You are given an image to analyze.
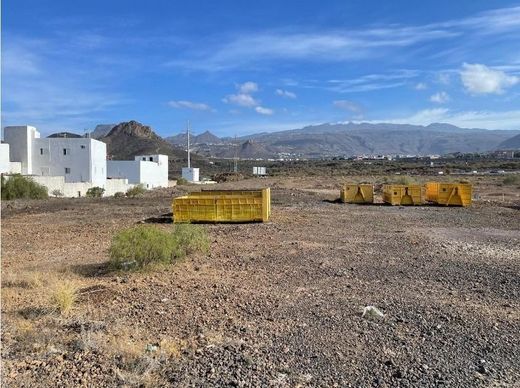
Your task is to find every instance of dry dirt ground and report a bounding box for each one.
[1,176,519,387]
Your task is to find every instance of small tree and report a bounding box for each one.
[51,189,64,198]
[86,186,105,198]
[113,191,125,198]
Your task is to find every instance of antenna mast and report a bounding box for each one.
[187,120,191,169]
[233,134,238,172]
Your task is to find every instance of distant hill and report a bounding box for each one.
[166,130,223,146]
[498,133,520,150]
[48,132,82,138]
[90,124,116,139]
[101,120,187,160]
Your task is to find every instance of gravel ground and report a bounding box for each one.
[1,177,519,387]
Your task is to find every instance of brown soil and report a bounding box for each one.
[1,175,519,387]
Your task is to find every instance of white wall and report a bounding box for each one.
[105,178,131,196]
[32,138,107,185]
[0,144,11,173]
[182,167,199,182]
[3,126,39,174]
[108,154,168,188]
[32,175,132,197]
[135,154,168,188]
[107,160,141,183]
[9,162,22,174]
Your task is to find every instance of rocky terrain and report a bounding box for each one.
[1,175,519,387]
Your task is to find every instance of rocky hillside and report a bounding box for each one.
[498,133,520,150]
[101,120,179,160]
[90,124,116,139]
[99,121,217,177]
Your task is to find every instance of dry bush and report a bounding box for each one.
[49,280,79,316]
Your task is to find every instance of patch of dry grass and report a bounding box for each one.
[49,280,79,316]
[2,271,44,289]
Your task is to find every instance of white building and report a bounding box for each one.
[1,125,169,196]
[32,137,107,187]
[107,154,168,189]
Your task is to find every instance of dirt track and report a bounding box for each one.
[1,177,520,387]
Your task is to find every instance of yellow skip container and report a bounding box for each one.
[383,185,424,206]
[173,188,271,223]
[340,184,374,204]
[425,182,472,206]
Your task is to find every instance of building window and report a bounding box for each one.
[142,157,146,161]
[149,157,153,161]
[63,148,68,155]
[40,148,44,155]
[65,167,71,174]
[81,145,86,149]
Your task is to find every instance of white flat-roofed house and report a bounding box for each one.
[32,137,107,187]
[107,154,168,189]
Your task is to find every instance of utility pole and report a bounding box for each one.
[233,134,238,173]
[187,120,191,169]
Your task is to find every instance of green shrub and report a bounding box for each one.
[1,174,48,200]
[126,184,146,198]
[171,224,210,259]
[176,177,188,185]
[503,175,520,186]
[86,186,105,198]
[109,224,209,271]
[113,191,126,198]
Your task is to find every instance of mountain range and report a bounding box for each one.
[84,121,520,163]
[165,122,520,159]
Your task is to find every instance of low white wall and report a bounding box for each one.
[31,175,132,197]
[32,176,92,197]
[105,178,131,196]
[0,144,11,173]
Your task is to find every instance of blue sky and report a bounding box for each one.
[2,1,520,137]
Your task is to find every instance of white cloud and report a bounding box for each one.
[168,100,214,111]
[255,106,274,115]
[167,7,520,72]
[415,82,427,90]
[238,81,258,94]
[429,91,450,104]
[223,81,261,107]
[369,108,520,130]
[326,70,419,93]
[460,63,519,94]
[1,38,125,133]
[275,89,297,99]
[333,100,362,113]
[223,93,258,107]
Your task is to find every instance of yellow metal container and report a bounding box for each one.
[425,182,472,206]
[383,185,424,206]
[173,188,271,223]
[340,184,374,204]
